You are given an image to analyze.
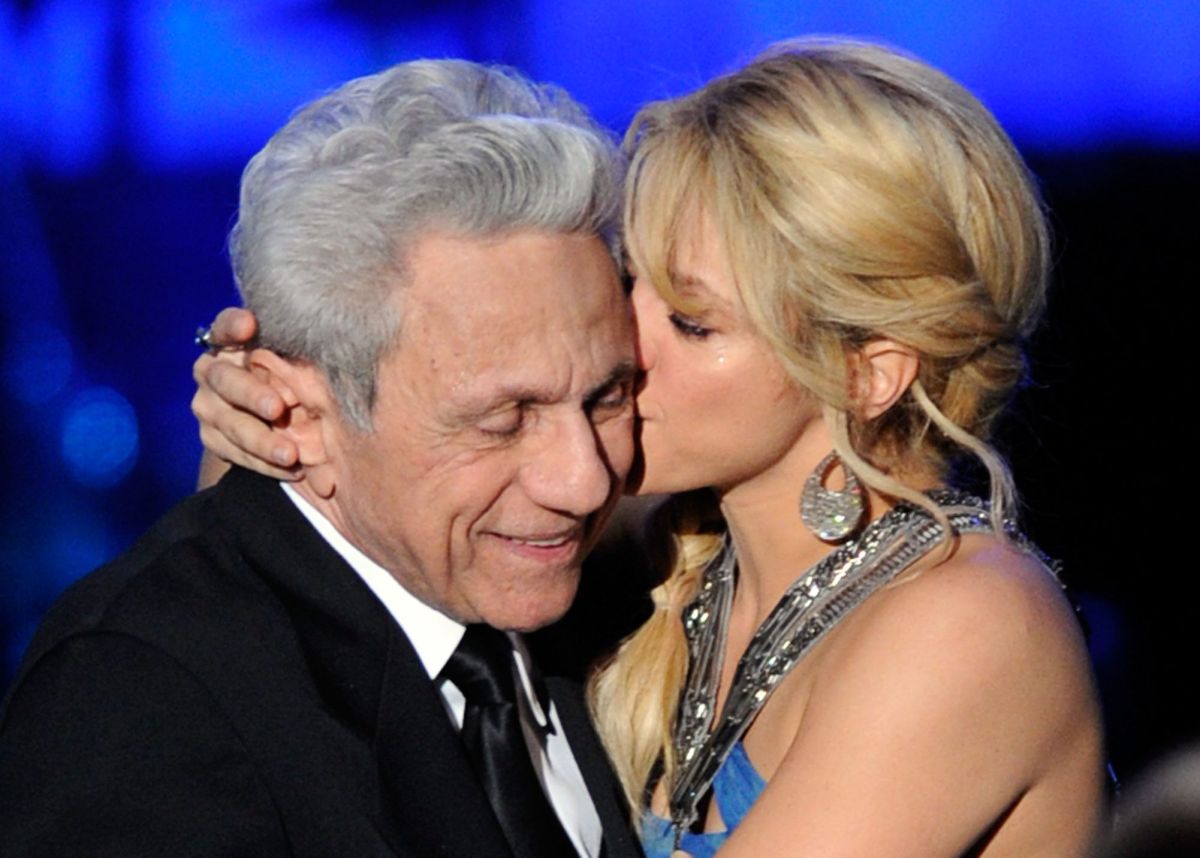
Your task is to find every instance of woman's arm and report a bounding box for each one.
[192,308,300,488]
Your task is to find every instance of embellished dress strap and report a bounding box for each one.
[665,490,1053,848]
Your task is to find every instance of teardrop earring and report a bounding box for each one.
[800,452,865,542]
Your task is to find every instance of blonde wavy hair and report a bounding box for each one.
[588,38,1051,813]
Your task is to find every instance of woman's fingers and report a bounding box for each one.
[198,418,299,481]
[199,353,284,422]
[208,307,258,348]
[192,352,299,475]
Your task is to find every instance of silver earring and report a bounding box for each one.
[800,452,865,542]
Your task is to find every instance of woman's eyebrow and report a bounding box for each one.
[666,269,733,311]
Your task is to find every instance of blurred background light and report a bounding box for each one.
[2,326,74,405]
[6,0,114,174]
[0,0,1195,176]
[3,323,74,405]
[60,386,140,488]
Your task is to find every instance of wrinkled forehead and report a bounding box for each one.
[392,228,631,392]
[403,227,621,298]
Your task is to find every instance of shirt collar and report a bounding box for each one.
[279,483,551,726]
[280,482,462,678]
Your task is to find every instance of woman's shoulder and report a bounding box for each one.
[921,532,1079,651]
[845,530,1086,679]
[910,529,1069,618]
[813,527,1098,751]
[733,530,1103,856]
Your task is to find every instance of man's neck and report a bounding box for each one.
[279,480,466,679]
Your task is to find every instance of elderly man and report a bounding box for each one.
[0,60,642,858]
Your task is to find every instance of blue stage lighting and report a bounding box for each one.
[60,386,140,489]
[2,323,74,405]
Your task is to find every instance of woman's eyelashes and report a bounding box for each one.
[668,312,713,340]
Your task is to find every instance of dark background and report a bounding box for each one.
[2,0,1197,788]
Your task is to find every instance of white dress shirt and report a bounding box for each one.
[282,484,602,858]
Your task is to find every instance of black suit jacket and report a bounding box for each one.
[0,468,641,858]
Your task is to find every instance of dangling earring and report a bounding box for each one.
[800,452,865,542]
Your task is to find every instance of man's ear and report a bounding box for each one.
[852,339,920,420]
[246,348,341,498]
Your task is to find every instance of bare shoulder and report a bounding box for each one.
[727,532,1103,856]
[837,533,1089,688]
[931,535,1079,662]
[811,530,1100,768]
[716,520,1105,858]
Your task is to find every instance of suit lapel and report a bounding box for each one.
[215,468,515,858]
[374,622,515,858]
[547,677,643,858]
[214,468,391,742]
[216,469,641,857]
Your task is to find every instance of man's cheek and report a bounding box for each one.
[602,419,637,475]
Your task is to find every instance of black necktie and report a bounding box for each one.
[441,624,578,858]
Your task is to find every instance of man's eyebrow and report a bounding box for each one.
[454,361,638,419]
[585,360,639,404]
[454,387,546,420]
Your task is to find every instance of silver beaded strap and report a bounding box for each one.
[667,490,1057,845]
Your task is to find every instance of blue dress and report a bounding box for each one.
[640,741,765,858]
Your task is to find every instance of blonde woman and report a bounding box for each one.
[194,40,1104,857]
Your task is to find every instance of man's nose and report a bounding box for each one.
[521,415,613,517]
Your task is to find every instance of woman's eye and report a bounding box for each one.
[669,312,712,340]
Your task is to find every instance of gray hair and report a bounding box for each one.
[230,60,623,430]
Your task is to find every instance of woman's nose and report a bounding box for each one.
[630,279,657,371]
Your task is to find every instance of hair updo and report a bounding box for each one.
[624,37,1049,515]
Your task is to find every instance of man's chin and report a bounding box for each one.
[479,577,580,634]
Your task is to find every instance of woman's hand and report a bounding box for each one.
[192,308,300,487]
